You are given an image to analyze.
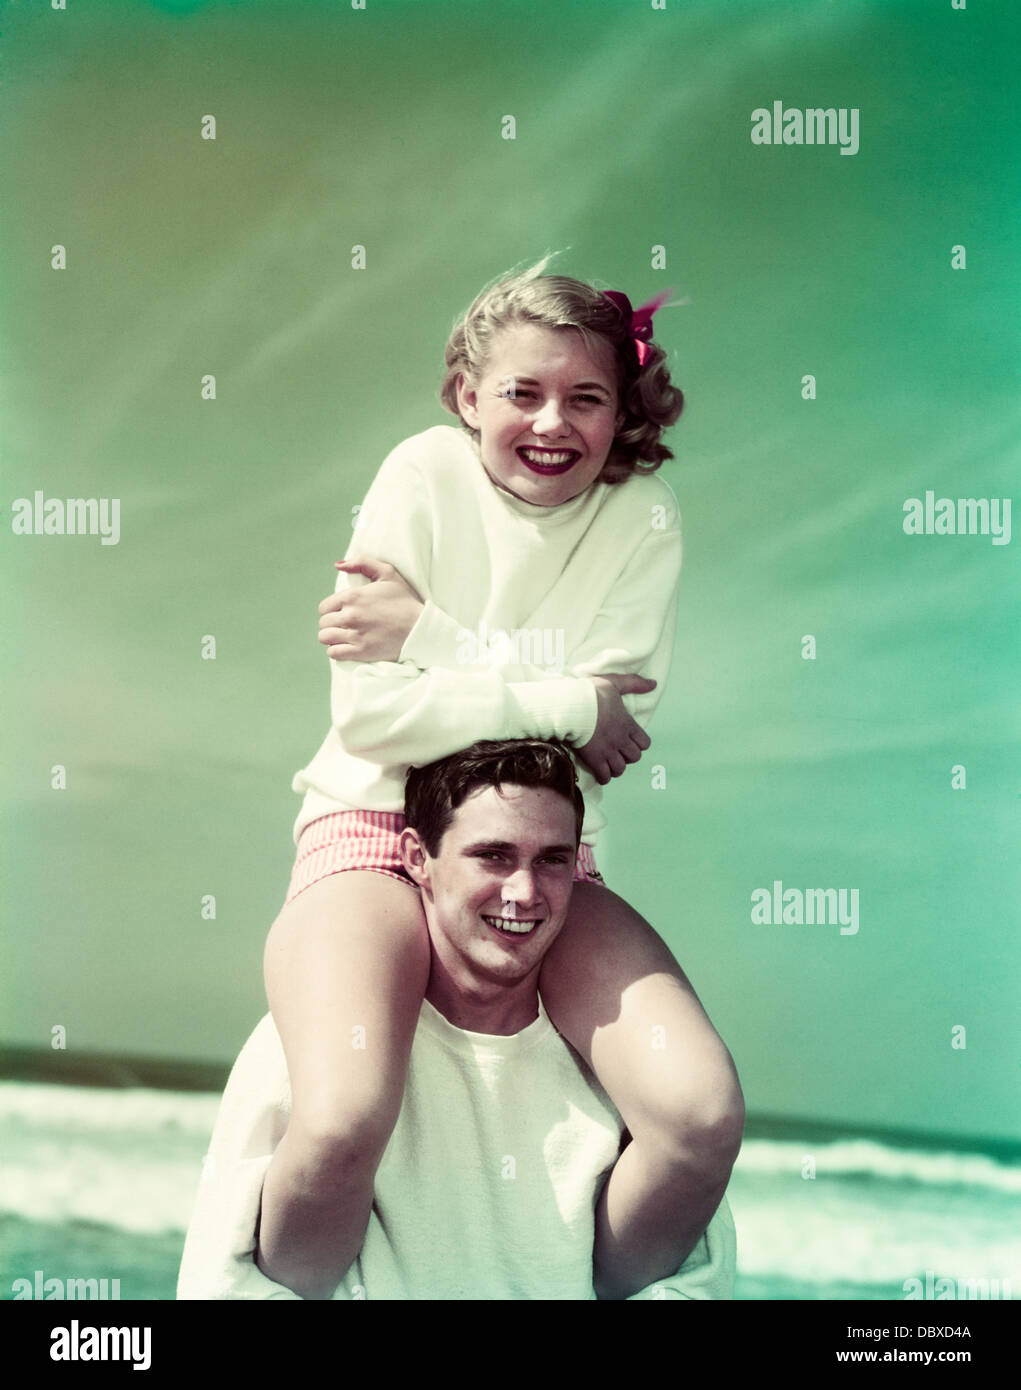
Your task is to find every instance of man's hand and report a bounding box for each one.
[318,557,425,663]
[575,673,657,784]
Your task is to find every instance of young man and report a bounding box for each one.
[178,740,737,1299]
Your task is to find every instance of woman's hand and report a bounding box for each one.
[575,673,657,784]
[318,558,425,663]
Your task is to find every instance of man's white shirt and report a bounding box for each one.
[178,1000,736,1300]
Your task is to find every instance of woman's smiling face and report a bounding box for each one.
[456,322,623,507]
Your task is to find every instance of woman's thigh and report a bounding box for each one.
[264,869,429,1133]
[539,881,741,1139]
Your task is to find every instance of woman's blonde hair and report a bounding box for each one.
[439,257,684,484]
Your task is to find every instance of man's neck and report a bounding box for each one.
[424,963,541,1037]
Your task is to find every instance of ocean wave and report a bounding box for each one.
[736,1137,1021,1194]
[728,1182,1021,1287]
[0,1082,221,1140]
[730,1140,1021,1287]
[0,1082,219,1236]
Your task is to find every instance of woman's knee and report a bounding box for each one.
[283,1087,402,1183]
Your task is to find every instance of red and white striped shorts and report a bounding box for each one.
[285,809,604,905]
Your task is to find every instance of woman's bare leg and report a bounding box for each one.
[539,880,744,1300]
[257,870,429,1299]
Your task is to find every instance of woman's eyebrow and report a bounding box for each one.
[510,375,612,394]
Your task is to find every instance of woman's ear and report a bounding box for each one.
[456,372,480,429]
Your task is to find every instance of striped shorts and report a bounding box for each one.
[286,809,604,905]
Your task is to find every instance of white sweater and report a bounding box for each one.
[176,1001,736,1301]
[292,426,683,846]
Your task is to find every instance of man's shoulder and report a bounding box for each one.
[237,1011,284,1057]
[219,1014,290,1111]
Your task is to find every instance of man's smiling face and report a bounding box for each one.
[402,783,578,996]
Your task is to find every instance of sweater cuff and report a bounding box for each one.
[400,599,470,670]
[512,676,598,745]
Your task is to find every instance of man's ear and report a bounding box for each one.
[399,826,431,889]
[455,372,480,429]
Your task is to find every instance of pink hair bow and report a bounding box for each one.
[602,288,677,365]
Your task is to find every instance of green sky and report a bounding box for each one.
[2,0,1018,1142]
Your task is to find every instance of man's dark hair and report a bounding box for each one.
[404,739,584,857]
